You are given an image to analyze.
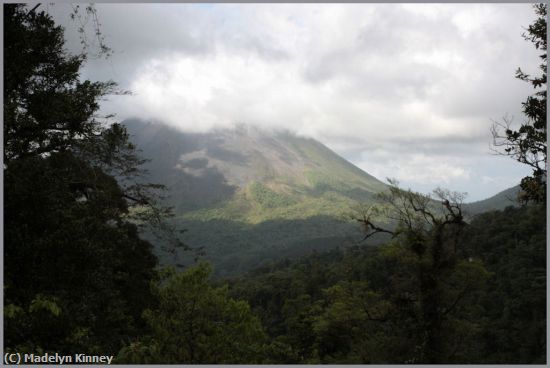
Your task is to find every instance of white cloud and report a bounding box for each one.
[50,3,541,199]
[357,150,471,186]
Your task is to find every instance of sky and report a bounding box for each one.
[49,3,541,201]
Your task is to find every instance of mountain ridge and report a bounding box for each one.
[123,118,519,275]
[125,118,387,222]
[123,118,390,275]
[463,185,520,215]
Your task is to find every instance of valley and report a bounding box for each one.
[5,3,545,363]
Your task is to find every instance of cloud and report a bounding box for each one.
[357,149,471,186]
[48,3,541,199]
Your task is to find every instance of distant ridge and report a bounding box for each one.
[463,185,521,216]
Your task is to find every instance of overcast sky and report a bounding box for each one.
[50,3,541,201]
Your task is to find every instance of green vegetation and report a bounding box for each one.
[226,203,546,364]
[123,118,389,273]
[248,181,297,209]
[117,263,267,363]
[492,3,546,203]
[125,117,387,224]
[461,205,546,363]
[117,201,545,363]
[184,187,359,223]
[4,3,545,365]
[284,134,385,192]
[463,185,520,216]
[305,170,354,192]
[3,4,161,355]
[174,216,366,277]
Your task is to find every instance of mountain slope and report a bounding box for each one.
[124,119,389,275]
[124,119,523,276]
[125,119,387,220]
[463,185,521,216]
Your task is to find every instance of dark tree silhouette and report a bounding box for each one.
[3,4,164,354]
[492,3,547,203]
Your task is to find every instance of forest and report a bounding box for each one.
[3,3,547,364]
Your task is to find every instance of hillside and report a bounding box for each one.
[124,119,521,276]
[125,119,386,218]
[124,119,389,275]
[463,185,520,216]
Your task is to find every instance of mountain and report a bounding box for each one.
[124,119,521,276]
[124,119,389,276]
[463,185,521,216]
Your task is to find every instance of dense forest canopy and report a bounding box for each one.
[4,3,153,355]
[3,3,546,364]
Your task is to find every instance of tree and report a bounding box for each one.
[354,180,489,363]
[492,3,547,203]
[313,280,391,363]
[116,263,267,364]
[3,4,169,354]
[460,205,546,363]
[4,153,157,354]
[3,4,170,214]
[3,4,118,163]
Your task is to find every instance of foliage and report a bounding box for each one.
[175,216,366,277]
[248,181,296,209]
[313,280,392,363]
[492,3,547,203]
[4,4,545,364]
[227,181,539,363]
[4,152,157,354]
[4,4,115,163]
[68,4,113,58]
[227,200,544,363]
[305,170,353,192]
[462,185,520,216]
[184,188,361,223]
[117,263,267,364]
[3,4,160,355]
[461,205,546,363]
[349,181,487,363]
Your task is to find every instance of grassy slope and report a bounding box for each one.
[180,133,387,224]
[463,185,520,216]
[124,119,390,275]
[156,131,390,276]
